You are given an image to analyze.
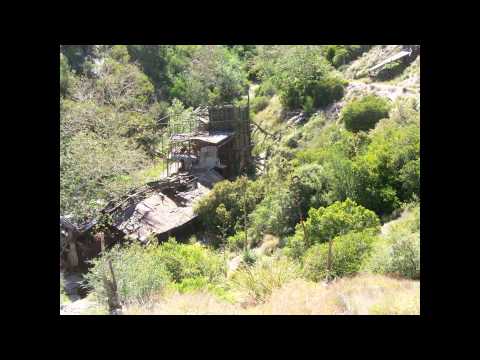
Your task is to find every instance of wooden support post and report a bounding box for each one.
[326,238,333,283]
[66,229,79,270]
[243,176,248,251]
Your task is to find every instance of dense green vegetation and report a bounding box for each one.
[61,45,420,314]
[341,95,391,132]
[256,46,347,110]
[85,238,225,305]
[323,45,372,68]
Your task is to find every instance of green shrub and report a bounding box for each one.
[324,45,372,68]
[152,238,225,283]
[350,117,420,214]
[268,46,346,110]
[250,96,270,114]
[194,177,266,244]
[341,95,390,132]
[171,45,248,107]
[375,60,405,81]
[286,136,299,149]
[248,163,330,245]
[256,79,276,97]
[60,54,71,97]
[303,229,377,281]
[286,199,380,259]
[389,232,420,279]
[302,96,315,115]
[248,185,297,243]
[84,242,171,305]
[171,276,235,303]
[231,256,301,303]
[110,45,130,64]
[84,239,225,305]
[363,205,420,279]
[227,231,247,251]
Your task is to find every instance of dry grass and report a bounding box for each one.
[122,274,419,315]
[245,274,419,315]
[254,234,280,256]
[125,291,241,315]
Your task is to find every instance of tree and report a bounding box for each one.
[194,178,265,244]
[286,199,380,258]
[267,46,346,109]
[171,45,248,107]
[302,228,377,281]
[61,45,97,74]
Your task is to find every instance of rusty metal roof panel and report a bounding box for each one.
[113,169,224,242]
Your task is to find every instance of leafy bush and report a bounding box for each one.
[267,46,346,110]
[302,96,315,115]
[194,177,266,244]
[170,45,248,107]
[341,95,391,132]
[286,135,299,149]
[295,106,419,217]
[84,242,171,305]
[171,276,232,302]
[227,231,247,251]
[152,238,225,283]
[255,79,276,97]
[302,229,378,281]
[324,45,372,68]
[248,163,329,244]
[250,95,269,114]
[375,60,405,81]
[61,45,97,73]
[288,199,380,258]
[248,185,296,244]
[110,45,130,64]
[352,117,420,212]
[363,205,420,279]
[231,256,301,303]
[85,239,225,305]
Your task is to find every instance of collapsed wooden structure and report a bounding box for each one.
[60,104,253,270]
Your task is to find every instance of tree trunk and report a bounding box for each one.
[326,238,333,283]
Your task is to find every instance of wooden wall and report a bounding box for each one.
[208,105,251,177]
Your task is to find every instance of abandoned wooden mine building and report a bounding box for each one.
[60,105,253,270]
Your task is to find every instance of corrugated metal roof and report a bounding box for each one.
[113,169,224,241]
[190,132,234,145]
[170,132,235,145]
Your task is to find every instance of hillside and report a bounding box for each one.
[60,45,420,315]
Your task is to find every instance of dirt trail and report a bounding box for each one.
[61,272,96,315]
[61,297,98,315]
